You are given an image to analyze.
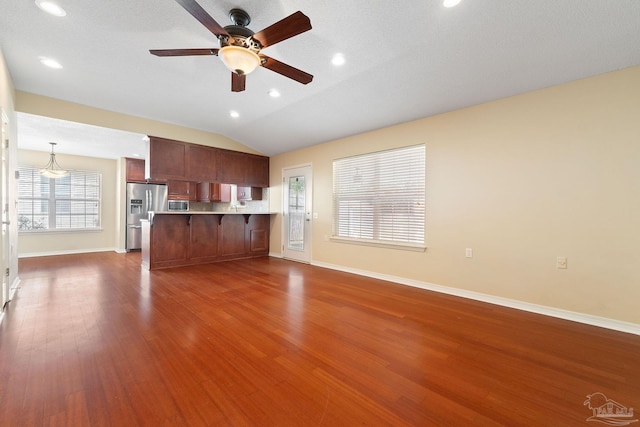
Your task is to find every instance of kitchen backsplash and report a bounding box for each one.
[189,187,270,213]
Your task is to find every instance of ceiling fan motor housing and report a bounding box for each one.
[220,8,262,54]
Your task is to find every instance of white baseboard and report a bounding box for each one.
[18,247,118,258]
[310,260,640,336]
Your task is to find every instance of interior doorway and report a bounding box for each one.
[282,164,312,263]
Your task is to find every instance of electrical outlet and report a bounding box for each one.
[465,248,473,258]
[556,256,567,269]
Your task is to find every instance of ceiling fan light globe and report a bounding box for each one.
[219,46,260,75]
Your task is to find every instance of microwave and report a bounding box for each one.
[168,200,189,211]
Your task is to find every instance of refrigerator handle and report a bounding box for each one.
[147,189,151,212]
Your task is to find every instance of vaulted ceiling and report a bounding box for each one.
[3,0,640,158]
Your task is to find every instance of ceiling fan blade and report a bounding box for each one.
[150,48,219,57]
[260,55,313,85]
[231,73,246,92]
[252,11,311,48]
[174,0,232,40]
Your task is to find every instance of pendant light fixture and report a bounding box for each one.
[39,142,68,178]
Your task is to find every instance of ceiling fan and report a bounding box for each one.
[150,0,313,92]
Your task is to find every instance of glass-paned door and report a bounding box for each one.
[283,165,312,263]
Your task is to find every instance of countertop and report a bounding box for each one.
[149,211,276,215]
[143,210,277,225]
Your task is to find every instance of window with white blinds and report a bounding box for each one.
[332,144,425,248]
[18,166,101,231]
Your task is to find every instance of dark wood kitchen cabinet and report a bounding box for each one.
[217,149,269,187]
[189,215,220,263]
[125,158,146,183]
[219,214,269,258]
[246,214,269,255]
[147,136,268,186]
[142,214,189,269]
[188,144,219,182]
[142,213,271,270]
[196,182,231,203]
[219,214,247,259]
[146,136,189,180]
[168,180,197,201]
[245,154,269,187]
[217,149,246,184]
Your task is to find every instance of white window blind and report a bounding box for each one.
[332,144,425,247]
[18,166,101,231]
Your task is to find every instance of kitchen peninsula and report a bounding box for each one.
[138,135,273,270]
[141,211,273,270]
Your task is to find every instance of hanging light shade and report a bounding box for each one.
[39,142,68,178]
[218,46,261,75]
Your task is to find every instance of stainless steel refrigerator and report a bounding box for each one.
[126,183,168,251]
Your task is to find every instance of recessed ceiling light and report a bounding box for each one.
[331,53,345,66]
[443,0,462,8]
[35,0,67,16]
[229,110,240,118]
[39,57,63,69]
[268,89,281,98]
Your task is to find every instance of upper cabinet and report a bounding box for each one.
[217,149,246,184]
[147,136,269,187]
[218,149,269,187]
[146,136,189,180]
[167,180,198,201]
[245,154,269,187]
[125,158,146,183]
[188,144,219,182]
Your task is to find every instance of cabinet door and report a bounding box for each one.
[189,145,218,182]
[218,183,231,202]
[246,154,269,187]
[151,214,189,266]
[168,180,196,200]
[126,158,146,183]
[190,215,220,262]
[217,149,247,184]
[212,183,232,202]
[148,137,188,180]
[237,186,251,201]
[196,182,210,202]
[219,215,246,258]
[195,182,231,202]
[236,186,263,201]
[247,215,269,255]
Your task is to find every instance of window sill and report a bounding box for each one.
[329,236,427,252]
[19,228,104,235]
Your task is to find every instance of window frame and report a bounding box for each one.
[331,144,426,252]
[17,165,102,233]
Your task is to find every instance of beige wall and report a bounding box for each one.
[16,91,261,155]
[270,66,640,325]
[17,149,119,255]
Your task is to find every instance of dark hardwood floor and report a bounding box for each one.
[1,252,639,426]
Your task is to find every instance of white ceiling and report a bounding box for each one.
[17,112,147,160]
[2,0,640,158]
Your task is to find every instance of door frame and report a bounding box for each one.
[281,163,312,263]
[1,109,11,310]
